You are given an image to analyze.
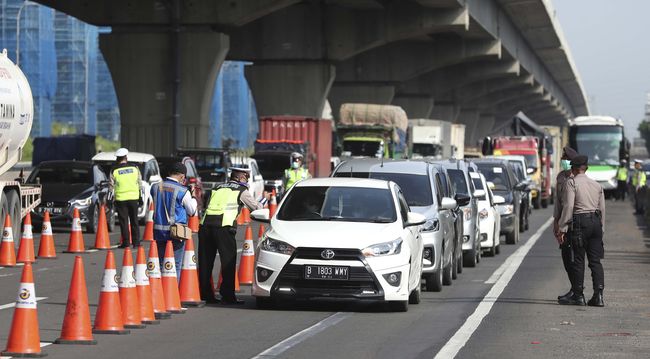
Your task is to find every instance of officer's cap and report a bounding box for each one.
[115,148,128,157]
[170,162,187,176]
[562,146,578,160]
[291,152,304,159]
[231,167,251,174]
[634,159,643,164]
[570,155,588,167]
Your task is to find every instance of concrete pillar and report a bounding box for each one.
[457,109,480,146]
[328,83,395,119]
[430,102,460,122]
[245,62,335,118]
[392,94,434,119]
[100,30,229,155]
[475,114,496,139]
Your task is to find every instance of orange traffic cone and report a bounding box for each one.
[257,224,266,241]
[119,247,144,329]
[0,214,16,267]
[17,213,36,263]
[188,213,199,233]
[241,207,251,224]
[37,211,56,259]
[64,208,85,253]
[217,268,240,293]
[147,242,171,319]
[236,211,244,226]
[93,250,130,335]
[2,263,46,357]
[142,202,154,242]
[238,226,255,285]
[120,219,132,246]
[161,240,185,314]
[179,239,204,307]
[269,189,278,218]
[135,245,159,324]
[93,205,111,250]
[54,256,96,345]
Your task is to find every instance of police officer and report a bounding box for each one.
[198,167,267,304]
[283,152,310,191]
[558,155,606,307]
[616,159,628,201]
[553,146,578,301]
[110,148,143,248]
[632,159,646,214]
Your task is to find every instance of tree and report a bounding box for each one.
[638,121,650,155]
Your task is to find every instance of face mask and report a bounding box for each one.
[291,161,300,169]
[561,159,571,171]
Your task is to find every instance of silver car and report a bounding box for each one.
[332,159,458,292]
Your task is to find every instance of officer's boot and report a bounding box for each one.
[588,286,604,307]
[557,290,574,301]
[558,287,585,306]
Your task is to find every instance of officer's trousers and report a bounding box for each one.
[198,225,238,301]
[560,244,574,290]
[115,200,140,247]
[569,213,604,294]
[635,187,646,213]
[617,180,627,201]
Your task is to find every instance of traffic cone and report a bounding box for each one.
[179,239,204,307]
[161,240,185,314]
[93,205,111,250]
[93,250,130,335]
[238,226,255,285]
[257,224,266,241]
[147,242,170,319]
[0,214,16,267]
[269,189,278,218]
[37,211,56,259]
[120,219,132,246]
[118,247,145,329]
[135,245,159,324]
[217,268,240,293]
[142,202,154,242]
[241,207,251,224]
[64,208,85,253]
[2,263,46,357]
[17,213,36,263]
[188,213,199,233]
[55,256,97,345]
[236,211,244,226]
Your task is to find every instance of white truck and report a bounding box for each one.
[0,49,41,235]
[408,119,465,159]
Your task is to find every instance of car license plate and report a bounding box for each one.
[42,207,63,215]
[304,265,349,280]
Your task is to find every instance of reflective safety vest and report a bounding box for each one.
[616,167,628,181]
[632,169,647,187]
[151,179,188,241]
[284,167,310,190]
[112,165,140,201]
[202,182,246,227]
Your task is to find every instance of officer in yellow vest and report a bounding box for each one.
[198,167,267,304]
[110,148,143,248]
[616,159,628,201]
[632,159,647,214]
[283,152,311,191]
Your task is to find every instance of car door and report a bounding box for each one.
[250,159,265,200]
[396,187,422,289]
[433,170,452,256]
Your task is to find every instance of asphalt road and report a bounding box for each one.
[0,201,649,359]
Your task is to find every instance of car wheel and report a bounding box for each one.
[476,236,481,263]
[519,213,526,233]
[255,297,275,309]
[451,249,458,280]
[86,205,98,234]
[488,237,497,257]
[541,198,548,208]
[426,270,443,292]
[525,212,530,231]
[463,246,477,268]
[6,190,21,237]
[456,243,463,274]
[389,300,408,312]
[107,206,116,232]
[506,220,519,244]
[408,286,421,305]
[442,259,453,285]
[533,195,541,209]
[495,243,501,254]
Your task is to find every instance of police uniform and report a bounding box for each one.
[632,160,646,214]
[553,146,578,299]
[616,161,628,201]
[198,168,263,304]
[110,148,143,248]
[558,156,606,307]
[283,152,310,191]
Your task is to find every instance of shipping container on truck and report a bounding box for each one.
[407,119,465,159]
[0,49,41,235]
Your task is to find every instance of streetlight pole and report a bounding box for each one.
[16,0,38,67]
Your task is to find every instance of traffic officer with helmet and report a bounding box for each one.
[632,159,646,214]
[553,146,578,301]
[616,159,628,201]
[110,148,143,248]
[283,152,310,191]
[199,167,267,304]
[557,155,606,307]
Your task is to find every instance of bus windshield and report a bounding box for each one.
[569,125,623,166]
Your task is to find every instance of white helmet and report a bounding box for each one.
[115,148,129,157]
[291,152,304,160]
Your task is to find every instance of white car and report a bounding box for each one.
[251,177,425,312]
[92,151,162,221]
[470,172,504,256]
[231,156,265,201]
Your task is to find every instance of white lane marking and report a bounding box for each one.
[434,217,553,359]
[252,312,353,358]
[0,263,25,270]
[86,249,99,253]
[0,297,48,311]
[0,343,53,358]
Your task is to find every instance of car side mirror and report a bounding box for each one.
[405,212,426,227]
[441,197,457,210]
[251,208,271,223]
[149,174,162,183]
[514,182,528,191]
[473,189,486,198]
[454,193,471,207]
[493,195,506,205]
[526,168,534,174]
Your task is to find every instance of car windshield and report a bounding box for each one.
[180,153,228,182]
[476,164,511,192]
[343,141,381,157]
[253,154,288,180]
[28,165,93,185]
[334,171,433,207]
[277,186,397,223]
[447,169,469,195]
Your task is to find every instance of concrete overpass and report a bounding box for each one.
[36,0,589,153]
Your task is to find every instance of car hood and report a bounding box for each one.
[269,220,402,249]
[41,184,92,203]
[410,206,438,220]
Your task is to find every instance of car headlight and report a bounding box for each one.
[362,238,402,257]
[499,204,514,215]
[71,196,92,207]
[260,237,295,255]
[462,207,472,220]
[422,219,439,232]
[479,208,489,220]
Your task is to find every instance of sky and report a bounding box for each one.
[553,0,650,138]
